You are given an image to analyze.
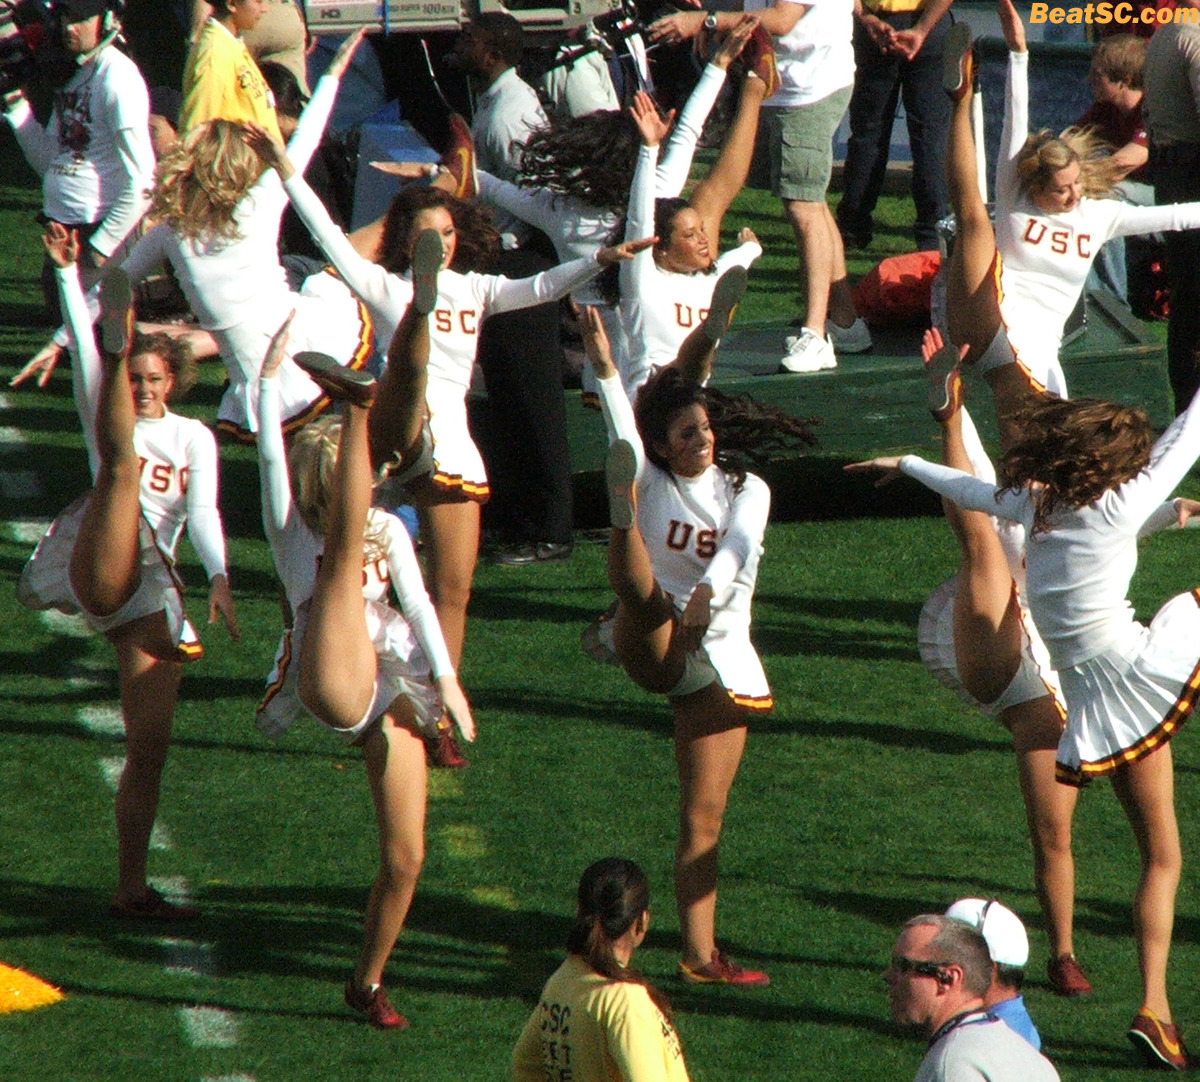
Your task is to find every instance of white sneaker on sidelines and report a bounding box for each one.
[779,328,837,372]
[826,316,873,354]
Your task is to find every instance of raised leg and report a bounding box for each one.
[673,687,748,968]
[1111,743,1181,1021]
[70,274,143,618]
[353,708,428,989]
[297,404,379,729]
[369,303,430,472]
[690,74,768,245]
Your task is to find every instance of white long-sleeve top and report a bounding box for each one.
[119,68,340,332]
[620,142,761,394]
[996,50,1200,392]
[597,373,768,624]
[475,61,729,308]
[282,169,605,398]
[56,264,227,581]
[256,374,454,678]
[6,45,153,258]
[899,392,1200,669]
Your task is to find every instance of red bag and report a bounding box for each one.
[852,250,941,327]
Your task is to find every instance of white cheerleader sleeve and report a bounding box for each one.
[996,50,1029,212]
[54,264,103,479]
[656,62,726,198]
[596,372,648,480]
[384,524,455,678]
[184,423,228,580]
[479,253,605,315]
[256,374,297,544]
[699,474,770,596]
[900,456,1029,521]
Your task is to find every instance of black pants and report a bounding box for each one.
[1153,144,1200,413]
[837,10,951,251]
[475,246,574,545]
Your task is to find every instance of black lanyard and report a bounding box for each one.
[928,1009,993,1050]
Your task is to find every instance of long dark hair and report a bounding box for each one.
[375,186,501,274]
[565,858,672,1020]
[517,110,642,213]
[997,395,1152,535]
[633,367,818,487]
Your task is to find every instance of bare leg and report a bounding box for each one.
[69,290,142,618]
[297,404,379,729]
[110,614,183,905]
[1111,744,1181,1021]
[369,303,430,472]
[608,518,682,695]
[353,708,427,989]
[412,490,479,669]
[690,75,768,244]
[673,686,748,968]
[1005,703,1078,960]
[784,199,845,333]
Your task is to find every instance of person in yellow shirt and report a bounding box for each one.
[512,858,691,1082]
[180,0,281,140]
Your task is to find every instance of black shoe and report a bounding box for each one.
[493,541,574,567]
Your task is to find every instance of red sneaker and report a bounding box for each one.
[679,950,770,987]
[741,23,781,99]
[440,114,478,201]
[109,887,200,922]
[1046,953,1093,998]
[344,980,410,1030]
[943,23,974,101]
[1128,1008,1189,1070]
[425,717,469,769]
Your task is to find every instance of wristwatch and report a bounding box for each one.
[703,11,718,30]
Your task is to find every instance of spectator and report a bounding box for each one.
[3,0,153,321]
[884,913,1060,1082]
[944,898,1042,1050]
[649,0,873,372]
[451,13,578,567]
[1143,3,1200,411]
[191,0,310,95]
[1078,34,1154,304]
[837,0,953,252]
[180,0,281,140]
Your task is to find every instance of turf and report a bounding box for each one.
[2,124,1198,1082]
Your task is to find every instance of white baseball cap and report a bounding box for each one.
[945,897,1029,968]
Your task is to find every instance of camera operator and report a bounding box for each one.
[4,0,153,321]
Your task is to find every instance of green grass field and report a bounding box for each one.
[2,123,1199,1082]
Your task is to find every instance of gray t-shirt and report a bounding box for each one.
[915,1013,1060,1082]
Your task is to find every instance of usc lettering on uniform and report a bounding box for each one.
[666,520,718,558]
[673,303,711,329]
[1022,219,1091,259]
[138,457,189,495]
[432,308,479,335]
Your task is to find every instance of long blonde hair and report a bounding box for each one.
[286,416,389,563]
[150,120,263,243]
[1016,127,1120,201]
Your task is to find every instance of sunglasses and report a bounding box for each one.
[889,956,949,980]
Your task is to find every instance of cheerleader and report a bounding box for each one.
[580,307,813,986]
[247,122,649,679]
[20,226,237,919]
[115,29,369,440]
[849,381,1200,1069]
[942,0,1200,437]
[256,294,474,1028]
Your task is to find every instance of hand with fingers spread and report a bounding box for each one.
[244,121,295,179]
[11,341,66,389]
[578,305,618,381]
[43,221,79,269]
[630,89,674,148]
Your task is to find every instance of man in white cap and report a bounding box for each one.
[884,913,1059,1082]
[946,897,1041,1050]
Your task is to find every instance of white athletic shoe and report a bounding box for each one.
[779,328,837,373]
[826,316,873,354]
